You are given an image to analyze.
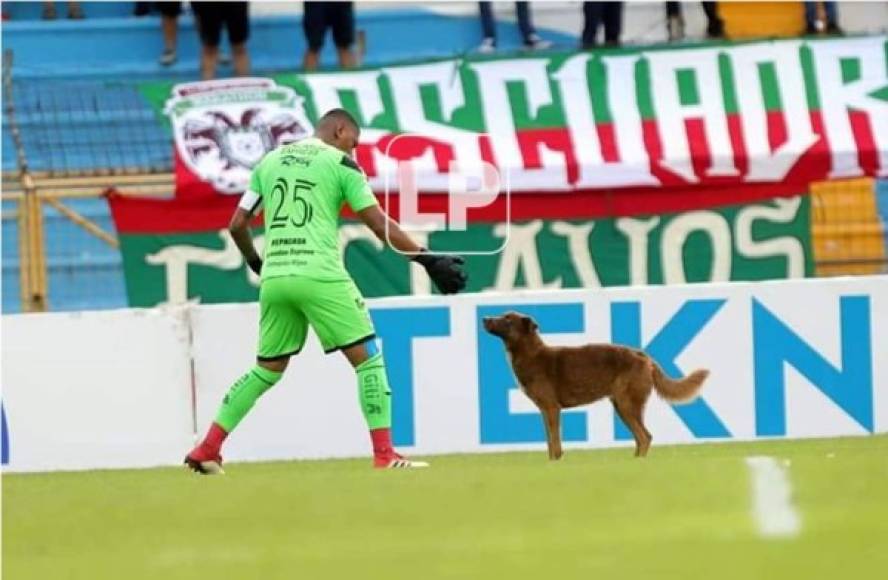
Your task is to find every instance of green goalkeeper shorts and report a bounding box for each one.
[257,276,375,360]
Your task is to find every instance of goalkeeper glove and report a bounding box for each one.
[413,250,468,295]
[247,257,263,276]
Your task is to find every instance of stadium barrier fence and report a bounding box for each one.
[2,275,886,473]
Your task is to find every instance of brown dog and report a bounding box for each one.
[482,311,709,459]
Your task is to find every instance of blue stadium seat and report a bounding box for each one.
[1,198,128,313]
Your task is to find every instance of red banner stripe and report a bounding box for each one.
[108,182,803,235]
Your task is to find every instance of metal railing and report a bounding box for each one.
[2,49,172,312]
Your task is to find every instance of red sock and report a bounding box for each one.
[198,422,228,457]
[370,428,393,456]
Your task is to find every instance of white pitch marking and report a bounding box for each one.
[745,456,802,539]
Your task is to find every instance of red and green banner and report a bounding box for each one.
[139,35,888,200]
[115,35,886,306]
[110,192,813,307]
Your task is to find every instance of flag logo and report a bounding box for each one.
[165,78,313,194]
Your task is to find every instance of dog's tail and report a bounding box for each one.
[650,362,708,404]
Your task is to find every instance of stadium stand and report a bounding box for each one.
[2,1,887,313]
[2,199,127,313]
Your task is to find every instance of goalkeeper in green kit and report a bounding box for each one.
[185,109,467,473]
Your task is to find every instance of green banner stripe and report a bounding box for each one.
[118,196,813,307]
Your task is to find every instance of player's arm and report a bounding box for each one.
[355,205,468,295]
[229,176,264,275]
[343,156,467,294]
[356,205,422,255]
[229,207,263,275]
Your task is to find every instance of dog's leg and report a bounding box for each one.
[632,381,654,456]
[549,408,563,460]
[541,405,563,460]
[612,397,651,457]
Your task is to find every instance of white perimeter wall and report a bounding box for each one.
[1,308,194,471]
[2,276,887,472]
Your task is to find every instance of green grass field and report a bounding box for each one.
[4,435,888,580]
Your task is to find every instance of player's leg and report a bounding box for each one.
[186,356,288,474]
[340,341,427,469]
[213,355,288,438]
[186,278,308,474]
[341,341,394,462]
[307,280,427,468]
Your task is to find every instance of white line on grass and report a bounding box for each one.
[745,456,801,539]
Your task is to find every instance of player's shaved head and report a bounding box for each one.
[315,108,361,154]
[318,108,359,131]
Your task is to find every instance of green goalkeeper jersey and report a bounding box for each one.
[242,137,379,282]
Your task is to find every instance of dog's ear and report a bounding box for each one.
[521,316,538,333]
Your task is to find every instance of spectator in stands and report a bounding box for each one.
[191,2,250,80]
[42,1,83,19]
[477,2,552,53]
[134,2,183,66]
[665,2,724,41]
[805,2,842,35]
[581,2,622,48]
[303,2,356,71]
